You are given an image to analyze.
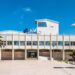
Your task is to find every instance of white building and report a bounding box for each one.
[0,19,74,60]
[36,19,59,35]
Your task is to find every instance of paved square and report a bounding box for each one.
[0,60,75,75]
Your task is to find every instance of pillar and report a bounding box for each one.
[37,34,39,59]
[12,49,14,60]
[50,34,53,60]
[12,34,14,60]
[25,34,27,60]
[62,34,65,60]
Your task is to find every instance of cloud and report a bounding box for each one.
[22,8,32,12]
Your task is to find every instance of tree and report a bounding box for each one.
[69,51,75,61]
[0,35,2,60]
[0,36,2,47]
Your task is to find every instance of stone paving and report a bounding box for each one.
[0,60,75,75]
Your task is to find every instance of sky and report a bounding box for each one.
[0,0,75,35]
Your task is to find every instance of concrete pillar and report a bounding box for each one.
[25,34,27,60]
[12,34,14,60]
[12,49,14,60]
[0,48,1,60]
[18,33,20,48]
[56,35,58,49]
[50,34,53,60]
[62,34,65,60]
[69,35,71,49]
[25,49,27,60]
[37,34,39,59]
[6,35,7,47]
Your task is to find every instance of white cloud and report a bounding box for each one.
[22,8,32,12]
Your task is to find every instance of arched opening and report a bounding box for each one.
[14,49,25,60]
[1,49,12,60]
[39,49,50,60]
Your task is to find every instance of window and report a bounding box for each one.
[38,22,47,27]
[50,26,54,28]
[45,41,50,45]
[58,41,63,46]
[52,41,57,46]
[33,41,38,45]
[7,41,12,45]
[39,41,44,45]
[27,41,31,45]
[64,41,69,46]
[14,41,19,45]
[20,41,25,46]
[2,41,6,46]
[71,41,75,46]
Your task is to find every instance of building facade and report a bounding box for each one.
[0,19,74,60]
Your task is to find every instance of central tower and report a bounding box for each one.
[35,19,59,35]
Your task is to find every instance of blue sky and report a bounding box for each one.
[0,0,75,35]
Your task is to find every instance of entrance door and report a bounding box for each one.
[27,50,37,58]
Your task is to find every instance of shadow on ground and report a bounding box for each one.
[53,67,75,69]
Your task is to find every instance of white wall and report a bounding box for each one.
[36,19,59,35]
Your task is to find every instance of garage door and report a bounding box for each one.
[39,50,50,56]
[14,50,25,60]
[1,50,12,60]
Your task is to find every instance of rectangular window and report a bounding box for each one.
[39,41,44,45]
[14,41,19,45]
[27,41,31,45]
[33,41,38,45]
[71,41,75,46]
[20,41,25,46]
[45,41,50,45]
[64,41,69,46]
[2,41,6,46]
[38,22,47,27]
[52,41,57,46]
[58,41,63,46]
[7,41,12,45]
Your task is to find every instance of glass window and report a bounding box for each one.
[45,41,50,45]
[58,41,63,46]
[71,41,75,46]
[27,41,31,45]
[14,41,19,45]
[2,41,6,46]
[38,22,47,27]
[52,41,57,46]
[64,41,69,46]
[7,41,12,45]
[39,41,44,45]
[33,41,38,45]
[20,41,25,46]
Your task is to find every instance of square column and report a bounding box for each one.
[25,49,27,60]
[50,35,53,60]
[12,34,14,60]
[62,34,65,60]
[12,49,14,60]
[25,34,27,60]
[37,34,39,60]
[37,49,39,59]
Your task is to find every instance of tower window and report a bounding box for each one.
[38,22,47,27]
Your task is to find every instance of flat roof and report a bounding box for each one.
[35,19,59,24]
